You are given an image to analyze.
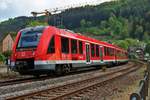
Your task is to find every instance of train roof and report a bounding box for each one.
[46,26,127,52]
[19,26,126,52]
[56,27,126,52]
[20,26,47,33]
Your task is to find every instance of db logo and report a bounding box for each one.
[22,52,25,56]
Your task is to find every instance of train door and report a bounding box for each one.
[99,46,103,61]
[86,44,90,63]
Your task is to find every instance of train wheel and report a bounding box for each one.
[63,64,71,74]
[55,65,63,75]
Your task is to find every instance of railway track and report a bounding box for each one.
[0,77,37,87]
[0,63,132,87]
[0,67,101,87]
[6,62,140,100]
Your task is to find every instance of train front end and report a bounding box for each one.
[11,26,47,75]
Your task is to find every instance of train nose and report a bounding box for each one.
[15,58,34,71]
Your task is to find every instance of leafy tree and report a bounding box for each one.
[143,32,149,42]
[113,40,129,49]
[80,19,86,27]
[145,42,150,54]
[134,25,144,40]
[27,21,48,27]
[125,38,139,47]
[0,53,5,61]
[0,0,150,46]
[3,50,12,58]
[113,38,144,50]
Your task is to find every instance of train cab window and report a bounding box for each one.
[91,44,95,57]
[47,36,55,53]
[61,37,69,53]
[79,41,83,54]
[96,45,99,57]
[71,39,77,54]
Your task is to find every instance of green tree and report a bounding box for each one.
[143,32,149,42]
[145,42,150,54]
[134,25,144,40]
[27,21,48,27]
[0,53,5,61]
[3,50,12,58]
[113,40,129,49]
[80,19,86,27]
[125,38,139,47]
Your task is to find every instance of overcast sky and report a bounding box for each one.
[0,0,112,22]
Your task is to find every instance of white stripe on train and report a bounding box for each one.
[34,59,128,65]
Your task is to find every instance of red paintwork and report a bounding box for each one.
[11,26,128,63]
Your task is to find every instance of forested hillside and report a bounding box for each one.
[0,0,149,46]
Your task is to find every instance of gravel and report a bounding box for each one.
[0,62,133,99]
[65,62,145,100]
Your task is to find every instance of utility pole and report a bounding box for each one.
[31,9,64,27]
[31,1,101,27]
[31,9,51,22]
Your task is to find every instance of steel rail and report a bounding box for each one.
[6,62,140,100]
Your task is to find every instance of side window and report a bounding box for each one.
[91,44,95,57]
[117,50,119,56]
[61,37,69,53]
[96,45,99,57]
[109,48,114,56]
[111,49,114,56]
[104,47,107,56]
[79,41,83,54]
[71,39,77,54]
[47,36,55,53]
[107,48,110,56]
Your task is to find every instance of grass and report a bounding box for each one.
[110,64,146,100]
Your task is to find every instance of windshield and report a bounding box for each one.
[17,31,42,48]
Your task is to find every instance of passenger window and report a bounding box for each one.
[61,37,69,53]
[47,36,55,53]
[71,39,77,54]
[109,48,114,56]
[104,47,107,56]
[96,45,99,57]
[91,44,95,57]
[79,41,83,54]
[107,48,110,56]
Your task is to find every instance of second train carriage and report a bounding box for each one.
[11,26,128,76]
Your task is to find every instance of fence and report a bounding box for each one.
[130,61,150,100]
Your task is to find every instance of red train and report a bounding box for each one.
[11,26,128,76]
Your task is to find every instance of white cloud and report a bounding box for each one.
[0,0,12,10]
[0,0,112,22]
[0,2,7,10]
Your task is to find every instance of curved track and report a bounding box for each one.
[0,67,102,87]
[0,62,132,87]
[6,62,141,100]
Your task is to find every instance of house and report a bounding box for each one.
[2,34,15,52]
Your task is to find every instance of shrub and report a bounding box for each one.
[3,50,12,58]
[0,53,5,62]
